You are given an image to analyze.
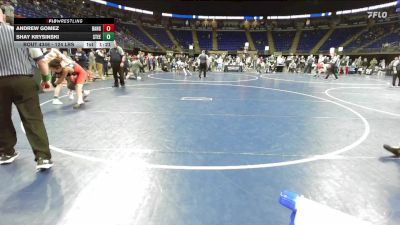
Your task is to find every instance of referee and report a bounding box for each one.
[391,57,400,87]
[0,9,53,170]
[325,53,339,80]
[197,50,209,78]
[109,40,126,87]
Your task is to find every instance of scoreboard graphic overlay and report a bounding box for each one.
[14,18,115,48]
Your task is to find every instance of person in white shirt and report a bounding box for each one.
[176,58,192,76]
[217,56,223,72]
[288,61,297,73]
[236,56,241,65]
[377,59,386,78]
[276,56,285,72]
[314,55,325,78]
[256,56,264,74]
[245,56,252,70]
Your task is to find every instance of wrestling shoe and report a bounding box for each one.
[36,158,53,170]
[0,152,20,165]
[383,144,400,157]
[83,90,90,101]
[52,98,63,105]
[68,92,74,100]
[73,102,85,109]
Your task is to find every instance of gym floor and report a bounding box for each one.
[1,72,399,225]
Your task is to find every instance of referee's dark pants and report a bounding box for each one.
[0,76,51,161]
[392,71,400,87]
[111,63,125,87]
[199,63,207,78]
[325,64,339,79]
[303,64,312,73]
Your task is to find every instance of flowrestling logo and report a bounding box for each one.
[367,11,388,18]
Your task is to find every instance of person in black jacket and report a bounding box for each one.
[303,55,314,74]
[103,53,109,78]
[139,52,145,73]
[74,48,95,81]
[74,48,88,69]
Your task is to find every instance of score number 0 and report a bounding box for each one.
[103,24,115,32]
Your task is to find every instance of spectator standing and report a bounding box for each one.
[88,49,97,77]
[74,48,88,69]
[95,49,105,80]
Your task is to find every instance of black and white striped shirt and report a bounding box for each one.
[0,23,33,77]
